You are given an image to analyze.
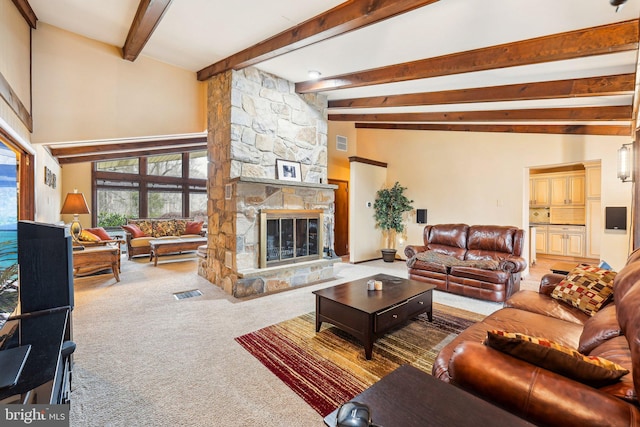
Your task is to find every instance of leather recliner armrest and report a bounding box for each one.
[498,256,527,273]
[404,245,427,259]
[449,342,640,427]
[539,273,567,295]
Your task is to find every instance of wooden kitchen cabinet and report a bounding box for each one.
[529,177,550,207]
[550,172,585,206]
[535,225,548,254]
[547,225,585,257]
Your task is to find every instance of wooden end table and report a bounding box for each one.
[323,364,535,427]
[73,245,120,282]
[312,274,436,360]
[149,237,208,266]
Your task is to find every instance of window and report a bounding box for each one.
[147,154,182,177]
[189,151,207,179]
[97,158,139,174]
[94,150,207,226]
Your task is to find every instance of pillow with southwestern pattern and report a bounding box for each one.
[153,219,177,237]
[128,219,153,237]
[551,265,616,316]
[485,330,628,387]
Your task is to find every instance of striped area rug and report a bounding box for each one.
[234,303,484,417]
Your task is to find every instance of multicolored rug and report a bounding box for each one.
[235,302,484,417]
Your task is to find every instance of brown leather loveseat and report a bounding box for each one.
[404,224,527,302]
[432,250,640,427]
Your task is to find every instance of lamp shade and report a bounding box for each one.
[60,192,90,215]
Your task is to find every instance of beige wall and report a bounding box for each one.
[349,160,387,263]
[31,23,206,143]
[0,0,32,145]
[30,23,207,222]
[328,121,357,181]
[333,123,633,271]
[58,163,91,227]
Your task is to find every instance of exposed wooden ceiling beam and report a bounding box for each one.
[355,122,631,136]
[56,143,207,165]
[11,0,37,28]
[328,74,636,109]
[329,106,632,122]
[197,0,439,81]
[297,19,639,93]
[122,0,173,62]
[49,136,207,157]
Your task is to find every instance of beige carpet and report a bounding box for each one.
[70,255,540,426]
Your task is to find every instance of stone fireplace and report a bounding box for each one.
[198,67,339,298]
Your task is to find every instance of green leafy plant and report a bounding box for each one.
[97,212,128,227]
[373,181,414,249]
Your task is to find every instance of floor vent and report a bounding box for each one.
[174,289,203,300]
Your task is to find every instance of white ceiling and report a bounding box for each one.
[27,0,640,130]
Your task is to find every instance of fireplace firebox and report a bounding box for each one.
[260,209,324,268]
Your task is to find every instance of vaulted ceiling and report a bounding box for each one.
[22,0,640,162]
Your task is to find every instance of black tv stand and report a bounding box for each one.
[0,308,71,404]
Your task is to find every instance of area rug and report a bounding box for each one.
[235,302,485,417]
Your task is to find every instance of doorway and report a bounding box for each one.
[329,179,349,256]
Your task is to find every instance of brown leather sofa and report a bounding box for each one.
[404,224,527,302]
[432,250,640,427]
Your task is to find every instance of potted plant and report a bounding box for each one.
[373,182,414,262]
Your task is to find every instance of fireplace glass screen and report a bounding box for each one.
[261,210,323,267]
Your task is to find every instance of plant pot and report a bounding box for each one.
[381,249,397,263]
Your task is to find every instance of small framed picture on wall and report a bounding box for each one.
[276,159,302,182]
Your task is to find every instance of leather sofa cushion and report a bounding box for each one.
[449,266,508,284]
[433,307,583,382]
[579,304,621,354]
[428,223,468,248]
[467,225,517,254]
[485,330,628,387]
[505,290,590,325]
[589,336,636,403]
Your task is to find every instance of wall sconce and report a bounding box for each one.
[617,143,633,182]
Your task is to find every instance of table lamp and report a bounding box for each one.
[60,189,90,244]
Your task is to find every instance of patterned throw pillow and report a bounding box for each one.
[551,265,616,316]
[153,219,177,237]
[174,219,189,235]
[128,219,153,237]
[485,330,628,387]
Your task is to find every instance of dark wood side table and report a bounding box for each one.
[550,261,578,275]
[312,274,436,360]
[323,364,535,427]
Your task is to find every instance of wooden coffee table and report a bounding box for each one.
[312,274,436,360]
[323,364,535,427]
[149,237,208,266]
